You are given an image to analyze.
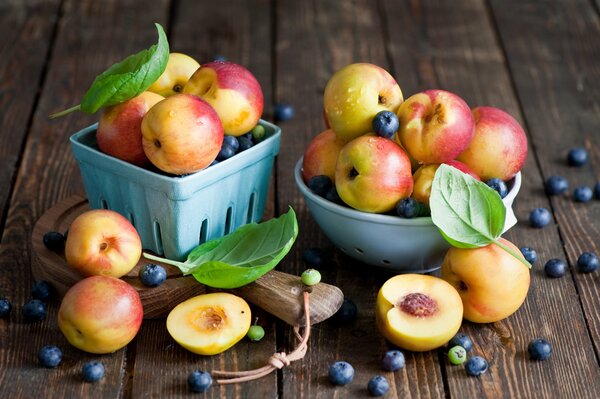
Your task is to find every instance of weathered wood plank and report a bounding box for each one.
[490,0,600,362]
[382,0,600,397]
[129,0,279,397]
[0,0,170,397]
[275,0,445,397]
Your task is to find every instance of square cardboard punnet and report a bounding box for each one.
[70,119,281,261]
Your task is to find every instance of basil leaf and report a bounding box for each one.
[50,23,169,118]
[430,164,530,268]
[144,207,298,288]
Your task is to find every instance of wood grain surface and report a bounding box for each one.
[0,0,599,398]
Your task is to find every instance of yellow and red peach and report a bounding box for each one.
[457,106,528,181]
[65,209,142,278]
[412,160,480,207]
[148,52,200,97]
[335,135,413,213]
[166,292,251,355]
[376,274,463,352]
[58,276,143,354]
[441,238,530,323]
[96,91,164,167]
[324,63,403,142]
[397,90,474,164]
[183,61,263,136]
[302,129,346,183]
[141,94,224,175]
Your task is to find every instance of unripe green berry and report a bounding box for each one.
[448,345,467,365]
[247,325,265,342]
[251,125,266,141]
[301,269,321,286]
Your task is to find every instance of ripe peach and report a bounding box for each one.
[65,209,142,278]
[376,274,463,352]
[96,91,164,166]
[166,293,251,356]
[441,238,530,323]
[148,52,200,97]
[58,276,143,354]
[397,90,474,164]
[302,129,346,183]
[412,160,480,207]
[456,106,528,181]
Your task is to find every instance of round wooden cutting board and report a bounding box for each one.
[31,195,344,324]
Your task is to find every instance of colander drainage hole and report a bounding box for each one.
[355,248,364,254]
[382,260,391,265]
[100,199,109,209]
[127,213,135,228]
[199,219,208,244]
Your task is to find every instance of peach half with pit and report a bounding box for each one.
[166,292,251,356]
[376,274,463,352]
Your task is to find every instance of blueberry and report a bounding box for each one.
[216,144,236,161]
[223,135,240,153]
[486,178,508,199]
[595,182,600,199]
[82,361,105,382]
[545,175,569,196]
[367,375,390,396]
[43,231,65,252]
[567,147,588,166]
[0,298,12,318]
[188,370,212,393]
[529,207,551,228]
[213,55,227,61]
[465,356,488,376]
[544,258,567,278]
[308,175,333,197]
[274,103,294,122]
[519,247,538,265]
[251,125,266,142]
[573,186,593,202]
[328,361,354,385]
[528,338,552,361]
[237,136,254,152]
[332,299,357,324]
[381,350,405,371]
[38,345,62,368]
[396,198,424,218]
[31,281,53,301]
[139,264,167,287]
[324,186,342,204]
[372,110,399,139]
[22,299,47,323]
[449,332,473,353]
[209,159,219,167]
[303,247,329,268]
[577,252,599,273]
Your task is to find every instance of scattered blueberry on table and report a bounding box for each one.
[544,258,567,278]
[528,338,552,361]
[448,345,468,365]
[0,298,11,318]
[372,110,399,139]
[594,182,600,199]
[545,175,569,196]
[465,356,488,376]
[529,207,551,228]
[212,55,227,61]
[486,178,508,198]
[274,103,295,122]
[139,264,167,287]
[567,147,588,166]
[449,332,474,353]
[396,198,423,218]
[577,252,599,273]
[82,361,105,382]
[38,345,62,368]
[31,281,53,301]
[43,231,65,253]
[188,370,212,393]
[302,247,329,268]
[573,186,593,203]
[328,361,355,385]
[367,375,390,397]
[22,299,47,323]
[519,247,538,265]
[308,175,333,197]
[332,298,357,324]
[301,269,321,286]
[381,349,405,371]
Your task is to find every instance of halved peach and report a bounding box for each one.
[376,274,463,352]
[166,293,251,355]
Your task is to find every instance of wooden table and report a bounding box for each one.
[1,0,599,397]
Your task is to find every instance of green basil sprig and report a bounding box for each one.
[144,208,298,288]
[50,23,169,118]
[430,164,530,268]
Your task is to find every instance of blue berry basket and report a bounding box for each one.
[69,120,281,261]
